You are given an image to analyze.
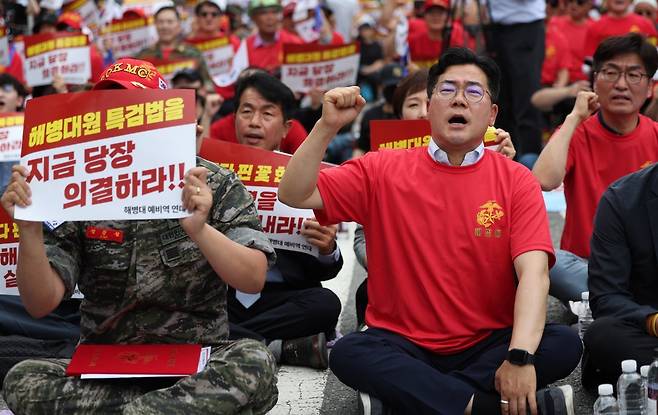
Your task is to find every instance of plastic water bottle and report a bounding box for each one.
[618,359,646,414]
[579,291,594,339]
[594,384,619,414]
[643,365,651,410]
[647,348,658,415]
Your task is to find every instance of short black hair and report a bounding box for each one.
[0,74,27,98]
[393,69,428,118]
[427,47,501,103]
[235,72,295,121]
[593,33,658,77]
[154,6,180,20]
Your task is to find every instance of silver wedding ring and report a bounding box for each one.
[500,399,509,405]
[195,186,200,195]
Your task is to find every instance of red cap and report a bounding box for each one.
[94,58,168,90]
[283,2,296,17]
[424,0,449,11]
[57,11,83,31]
[122,8,148,20]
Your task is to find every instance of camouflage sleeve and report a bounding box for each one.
[43,222,82,299]
[205,163,276,267]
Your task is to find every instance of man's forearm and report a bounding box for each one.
[279,119,337,209]
[509,271,549,354]
[16,225,65,318]
[191,223,268,293]
[532,113,580,190]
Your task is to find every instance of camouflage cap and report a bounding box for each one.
[94,58,168,90]
[248,0,282,15]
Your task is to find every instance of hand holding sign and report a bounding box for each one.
[301,219,337,255]
[320,86,366,132]
[180,167,212,238]
[1,165,40,231]
[493,129,516,159]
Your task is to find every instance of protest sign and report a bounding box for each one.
[40,0,64,10]
[143,57,199,86]
[370,119,431,151]
[199,139,334,257]
[281,42,359,93]
[64,0,102,34]
[214,39,247,87]
[0,208,19,295]
[0,113,24,162]
[101,17,155,59]
[186,36,235,80]
[16,89,197,221]
[24,32,92,87]
[0,26,9,68]
[121,0,174,16]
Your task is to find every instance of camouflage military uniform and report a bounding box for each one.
[136,42,214,90]
[2,159,279,415]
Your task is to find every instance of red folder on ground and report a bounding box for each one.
[66,344,210,379]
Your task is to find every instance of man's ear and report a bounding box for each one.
[489,103,498,127]
[283,119,293,137]
[17,96,24,110]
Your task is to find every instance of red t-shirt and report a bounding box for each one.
[209,113,308,154]
[246,30,304,73]
[408,17,427,37]
[584,13,657,57]
[562,114,658,258]
[541,25,570,86]
[315,148,554,354]
[408,23,465,69]
[551,16,592,82]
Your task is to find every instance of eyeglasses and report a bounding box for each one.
[200,11,220,18]
[596,68,650,85]
[434,81,490,103]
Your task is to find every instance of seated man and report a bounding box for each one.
[533,33,658,304]
[230,71,342,370]
[583,163,658,389]
[278,48,582,414]
[1,59,278,414]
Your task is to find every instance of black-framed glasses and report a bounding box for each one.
[596,68,650,85]
[200,11,220,18]
[434,82,490,103]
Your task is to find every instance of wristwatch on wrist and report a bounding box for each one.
[506,349,535,366]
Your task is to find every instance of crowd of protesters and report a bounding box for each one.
[0,0,656,414]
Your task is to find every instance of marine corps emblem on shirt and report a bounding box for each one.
[474,200,504,238]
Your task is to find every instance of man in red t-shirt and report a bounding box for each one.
[278,48,581,415]
[408,0,465,69]
[533,33,658,304]
[584,0,657,59]
[246,0,303,76]
[552,0,593,82]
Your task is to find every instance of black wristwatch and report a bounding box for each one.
[506,349,535,366]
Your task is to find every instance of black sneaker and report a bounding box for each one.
[280,332,328,369]
[536,385,575,415]
[358,392,392,415]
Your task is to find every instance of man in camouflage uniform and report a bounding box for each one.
[0,59,278,414]
[136,6,214,90]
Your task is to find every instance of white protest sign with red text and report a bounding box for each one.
[186,36,235,79]
[199,139,334,257]
[16,89,197,221]
[24,32,92,87]
[0,26,9,68]
[281,42,359,93]
[64,0,102,34]
[0,113,24,162]
[101,17,155,59]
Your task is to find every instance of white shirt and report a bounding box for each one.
[428,139,485,166]
[489,0,546,24]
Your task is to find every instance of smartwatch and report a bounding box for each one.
[506,349,535,366]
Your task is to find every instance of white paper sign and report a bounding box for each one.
[0,115,24,162]
[281,43,360,93]
[101,19,155,59]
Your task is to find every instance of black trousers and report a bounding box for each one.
[490,19,545,156]
[330,325,582,415]
[227,286,341,343]
[583,316,658,391]
[0,296,80,340]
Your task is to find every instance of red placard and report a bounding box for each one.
[370,119,432,152]
[66,344,202,376]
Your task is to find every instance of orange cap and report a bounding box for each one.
[57,11,84,31]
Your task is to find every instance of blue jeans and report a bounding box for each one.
[549,249,588,304]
